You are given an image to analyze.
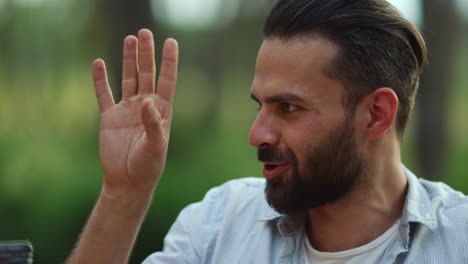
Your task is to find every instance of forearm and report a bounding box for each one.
[67,186,153,264]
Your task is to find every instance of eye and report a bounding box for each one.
[281,103,299,113]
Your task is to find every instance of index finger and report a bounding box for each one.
[93,59,115,112]
[156,38,179,103]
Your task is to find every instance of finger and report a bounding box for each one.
[122,35,138,99]
[156,38,179,103]
[137,29,156,95]
[93,59,115,112]
[141,98,163,146]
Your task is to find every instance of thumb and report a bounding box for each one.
[141,98,164,146]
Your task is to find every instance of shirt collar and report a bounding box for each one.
[258,209,282,222]
[401,166,438,231]
[257,195,301,237]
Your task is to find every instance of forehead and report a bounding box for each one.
[252,37,344,103]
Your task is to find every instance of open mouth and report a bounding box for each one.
[262,163,288,179]
[265,164,278,171]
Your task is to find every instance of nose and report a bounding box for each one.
[249,111,279,149]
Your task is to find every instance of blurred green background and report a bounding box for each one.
[0,0,467,263]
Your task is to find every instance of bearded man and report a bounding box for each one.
[67,0,468,263]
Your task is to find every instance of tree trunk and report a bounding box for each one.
[96,0,162,101]
[417,0,463,180]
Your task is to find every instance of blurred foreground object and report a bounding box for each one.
[0,241,33,264]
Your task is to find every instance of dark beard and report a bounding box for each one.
[261,120,364,215]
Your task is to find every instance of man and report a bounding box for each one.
[67,0,468,263]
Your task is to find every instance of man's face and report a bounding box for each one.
[249,37,365,215]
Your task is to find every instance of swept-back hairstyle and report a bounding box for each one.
[264,0,427,138]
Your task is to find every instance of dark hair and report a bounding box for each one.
[264,0,427,138]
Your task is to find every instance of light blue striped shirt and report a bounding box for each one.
[143,168,468,263]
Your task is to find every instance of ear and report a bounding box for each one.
[364,88,399,139]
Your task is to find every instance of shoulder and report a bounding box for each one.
[144,178,271,263]
[403,175,468,262]
[175,177,271,227]
[172,178,274,259]
[183,177,271,222]
[417,178,468,237]
[414,180,468,261]
[204,177,266,205]
[418,178,468,215]
[205,177,266,198]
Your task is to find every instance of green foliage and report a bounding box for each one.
[0,1,467,263]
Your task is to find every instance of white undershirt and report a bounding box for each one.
[303,220,400,264]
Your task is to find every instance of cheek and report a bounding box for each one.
[281,131,314,165]
[282,122,323,151]
[280,110,345,158]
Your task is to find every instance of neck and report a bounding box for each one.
[306,139,407,252]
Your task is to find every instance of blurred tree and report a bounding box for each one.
[195,0,268,131]
[417,0,464,180]
[187,9,267,132]
[95,0,165,101]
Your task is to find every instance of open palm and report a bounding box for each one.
[92,29,178,195]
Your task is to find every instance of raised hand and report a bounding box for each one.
[66,29,179,264]
[92,29,178,197]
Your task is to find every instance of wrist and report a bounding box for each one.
[67,183,153,264]
[100,184,154,214]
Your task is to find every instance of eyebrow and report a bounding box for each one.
[250,92,305,104]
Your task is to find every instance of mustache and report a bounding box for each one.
[257,148,297,163]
